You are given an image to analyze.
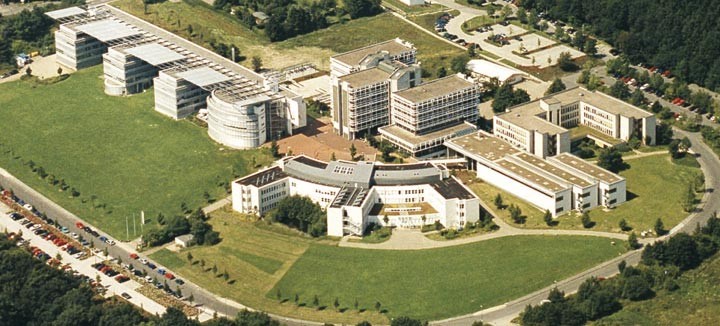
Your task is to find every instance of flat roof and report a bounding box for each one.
[466,59,526,82]
[513,153,592,187]
[393,75,475,103]
[46,6,86,19]
[379,122,477,148]
[551,153,623,184]
[445,132,520,162]
[75,19,141,42]
[550,87,653,119]
[431,177,477,200]
[332,39,413,67]
[176,67,231,87]
[235,166,288,187]
[496,105,569,135]
[497,159,566,193]
[125,43,185,66]
[339,68,390,87]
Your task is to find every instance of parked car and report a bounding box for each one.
[129,253,139,260]
[75,222,84,229]
[157,268,166,275]
[120,292,132,300]
[174,278,185,285]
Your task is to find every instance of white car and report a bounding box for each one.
[144,276,154,283]
[70,232,79,239]
[140,258,149,265]
[106,239,116,246]
[23,204,33,211]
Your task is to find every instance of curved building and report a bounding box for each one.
[207,90,269,149]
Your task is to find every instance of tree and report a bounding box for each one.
[681,183,696,212]
[622,275,653,301]
[375,301,382,312]
[344,0,383,19]
[272,196,326,236]
[57,67,63,75]
[556,51,577,71]
[333,297,340,311]
[492,84,530,113]
[276,288,282,301]
[581,212,593,228]
[583,38,597,56]
[609,80,631,100]
[547,287,565,303]
[494,193,503,209]
[544,210,553,226]
[451,55,470,74]
[597,148,625,173]
[25,66,32,77]
[619,218,631,231]
[618,260,627,273]
[436,66,447,78]
[517,7,528,23]
[545,78,567,95]
[391,317,424,326]
[654,218,666,236]
[629,88,645,106]
[349,143,357,160]
[270,139,280,158]
[628,232,640,250]
[354,298,359,310]
[251,56,263,72]
[330,152,336,161]
[312,295,319,307]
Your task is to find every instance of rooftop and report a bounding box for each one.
[496,105,569,135]
[74,19,141,42]
[332,39,414,67]
[431,177,477,200]
[497,159,566,193]
[330,186,370,208]
[393,74,476,103]
[176,67,231,87]
[466,59,526,82]
[235,166,288,187]
[124,43,185,66]
[379,122,477,150]
[45,6,86,20]
[445,131,520,162]
[550,87,653,119]
[551,153,623,184]
[513,153,593,188]
[339,67,391,87]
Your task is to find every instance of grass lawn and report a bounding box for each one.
[278,13,465,79]
[595,253,720,326]
[460,15,495,33]
[151,208,625,323]
[0,67,272,240]
[408,10,461,31]
[272,235,625,321]
[457,153,702,233]
[114,0,463,78]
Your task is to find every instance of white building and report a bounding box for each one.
[329,38,416,78]
[494,87,656,158]
[379,74,481,158]
[46,5,306,149]
[445,131,626,216]
[232,155,480,236]
[466,59,526,85]
[399,0,425,6]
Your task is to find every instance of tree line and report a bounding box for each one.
[521,214,720,325]
[518,0,720,92]
[270,195,326,237]
[213,0,382,41]
[144,208,221,247]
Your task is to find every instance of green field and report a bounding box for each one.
[460,153,701,233]
[150,209,625,323]
[114,0,464,78]
[595,253,720,326]
[0,67,272,240]
[272,236,625,321]
[382,0,447,15]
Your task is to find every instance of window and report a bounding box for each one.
[609,199,617,205]
[555,196,564,202]
[582,203,591,208]
[581,192,591,198]
[608,188,617,194]
[555,207,564,214]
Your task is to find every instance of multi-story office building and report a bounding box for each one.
[232,155,480,236]
[331,60,421,139]
[379,74,481,158]
[445,130,626,217]
[494,87,656,158]
[46,5,305,149]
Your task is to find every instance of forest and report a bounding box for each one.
[519,0,720,91]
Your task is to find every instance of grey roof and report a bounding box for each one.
[284,157,375,188]
[175,234,194,242]
[125,43,185,66]
[551,153,623,184]
[177,67,231,87]
[46,7,86,20]
[431,177,477,200]
[332,39,414,67]
[393,74,477,104]
[373,163,442,185]
[75,19,141,42]
[235,166,288,187]
[445,131,520,162]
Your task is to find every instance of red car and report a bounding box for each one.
[129,253,139,260]
[75,222,84,229]
[164,273,175,280]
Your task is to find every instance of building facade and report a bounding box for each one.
[494,87,656,158]
[232,155,480,237]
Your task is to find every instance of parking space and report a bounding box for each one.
[530,44,585,68]
[504,33,556,54]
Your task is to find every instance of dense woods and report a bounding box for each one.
[519,0,720,91]
[270,195,327,237]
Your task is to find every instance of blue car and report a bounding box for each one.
[157,268,166,275]
[99,236,108,242]
[147,263,156,269]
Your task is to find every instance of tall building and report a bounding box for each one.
[494,87,656,158]
[46,5,306,149]
[329,38,416,77]
[233,155,480,236]
[379,74,481,158]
